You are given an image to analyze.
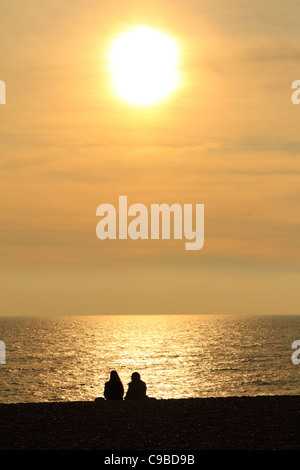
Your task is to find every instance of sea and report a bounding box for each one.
[0,314,300,404]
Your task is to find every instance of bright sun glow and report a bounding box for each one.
[109,26,179,106]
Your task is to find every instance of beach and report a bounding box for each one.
[1,395,300,450]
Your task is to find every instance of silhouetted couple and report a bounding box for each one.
[104,370,147,400]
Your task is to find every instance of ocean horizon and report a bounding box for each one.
[1,314,300,404]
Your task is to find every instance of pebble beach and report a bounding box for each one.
[1,395,300,450]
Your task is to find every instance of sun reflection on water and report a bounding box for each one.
[1,314,300,403]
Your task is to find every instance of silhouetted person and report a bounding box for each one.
[125,372,147,400]
[104,370,124,400]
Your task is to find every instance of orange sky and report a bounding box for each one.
[1,1,300,315]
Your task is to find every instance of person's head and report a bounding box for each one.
[131,372,140,381]
[110,370,121,381]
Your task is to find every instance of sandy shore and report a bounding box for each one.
[1,395,300,450]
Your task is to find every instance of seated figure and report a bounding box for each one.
[104,370,124,400]
[125,372,147,400]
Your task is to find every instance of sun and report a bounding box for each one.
[109,26,180,106]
